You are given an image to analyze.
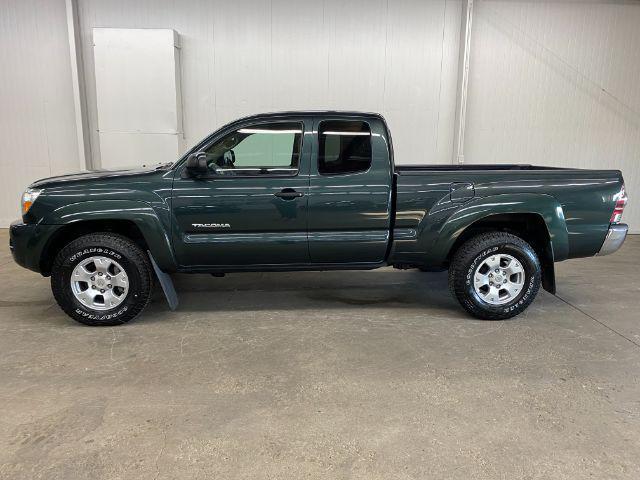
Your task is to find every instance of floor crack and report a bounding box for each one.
[554,293,640,349]
[153,423,169,480]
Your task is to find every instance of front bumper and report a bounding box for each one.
[596,223,628,256]
[10,221,37,270]
[9,220,51,273]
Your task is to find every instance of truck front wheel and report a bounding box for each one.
[51,233,153,326]
[448,232,541,320]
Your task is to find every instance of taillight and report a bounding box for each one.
[610,184,627,224]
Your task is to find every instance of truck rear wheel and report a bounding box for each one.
[448,232,541,320]
[51,233,153,326]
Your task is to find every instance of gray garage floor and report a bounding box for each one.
[1,229,639,479]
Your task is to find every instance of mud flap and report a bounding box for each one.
[148,251,178,311]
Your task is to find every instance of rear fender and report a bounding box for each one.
[423,193,569,266]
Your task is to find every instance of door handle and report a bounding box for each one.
[274,188,304,200]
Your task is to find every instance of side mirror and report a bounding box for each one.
[185,152,208,176]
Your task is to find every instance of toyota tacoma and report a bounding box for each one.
[10,112,629,325]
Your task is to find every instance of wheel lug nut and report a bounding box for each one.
[92,285,97,289]
[503,279,507,284]
[106,275,111,280]
[489,282,493,286]
[107,284,112,289]
[100,289,105,293]
[91,276,95,281]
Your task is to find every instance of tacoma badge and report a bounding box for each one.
[192,223,231,228]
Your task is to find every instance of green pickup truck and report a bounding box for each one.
[10,111,629,326]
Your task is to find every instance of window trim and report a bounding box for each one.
[195,120,305,179]
[316,119,373,177]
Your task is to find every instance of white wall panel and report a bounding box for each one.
[76,0,461,168]
[0,0,80,225]
[466,0,640,231]
[383,0,461,164]
[270,0,328,109]
[324,0,388,111]
[93,28,183,168]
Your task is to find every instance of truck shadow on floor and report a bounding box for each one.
[152,269,462,316]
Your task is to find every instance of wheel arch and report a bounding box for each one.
[446,212,556,293]
[39,200,176,275]
[424,194,569,294]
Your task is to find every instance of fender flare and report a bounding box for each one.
[423,193,569,265]
[44,200,177,271]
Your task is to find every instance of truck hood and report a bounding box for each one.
[29,164,171,189]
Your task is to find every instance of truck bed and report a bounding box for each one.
[396,164,568,173]
[391,164,624,264]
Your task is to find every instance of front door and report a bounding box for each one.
[171,118,311,268]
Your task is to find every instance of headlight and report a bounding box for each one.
[22,188,43,215]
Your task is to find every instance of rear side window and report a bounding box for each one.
[318,120,372,175]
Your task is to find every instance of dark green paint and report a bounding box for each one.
[306,115,393,264]
[10,111,625,280]
[392,168,622,263]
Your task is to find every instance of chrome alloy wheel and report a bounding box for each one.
[70,256,129,311]
[473,253,525,306]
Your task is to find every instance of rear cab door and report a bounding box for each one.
[308,114,393,265]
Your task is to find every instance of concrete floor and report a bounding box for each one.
[1,230,639,480]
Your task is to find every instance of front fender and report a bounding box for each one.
[43,200,176,271]
[423,193,569,265]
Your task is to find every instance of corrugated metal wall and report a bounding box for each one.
[75,0,462,169]
[0,0,80,226]
[466,0,640,231]
[0,0,638,230]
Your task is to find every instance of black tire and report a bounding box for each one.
[51,233,153,326]
[448,232,541,320]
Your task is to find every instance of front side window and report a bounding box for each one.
[203,122,302,176]
[318,120,372,175]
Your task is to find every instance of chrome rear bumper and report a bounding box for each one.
[596,223,628,256]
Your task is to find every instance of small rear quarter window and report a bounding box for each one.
[318,120,372,175]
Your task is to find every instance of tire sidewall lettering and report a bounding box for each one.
[501,276,535,313]
[465,246,499,287]
[74,305,128,321]
[69,248,121,263]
